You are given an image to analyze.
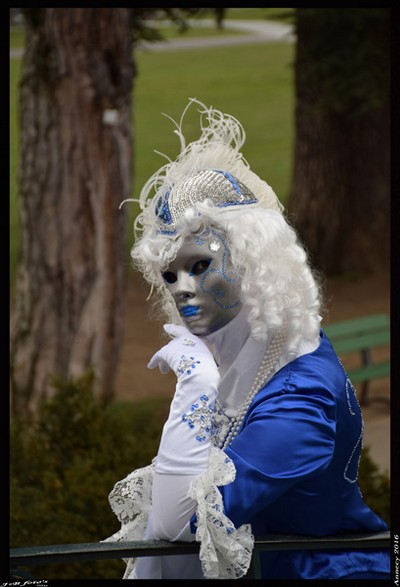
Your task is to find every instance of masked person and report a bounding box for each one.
[103,99,390,580]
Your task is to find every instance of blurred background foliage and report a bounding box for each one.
[10,373,169,579]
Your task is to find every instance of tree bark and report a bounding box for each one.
[10,8,135,418]
[287,9,390,276]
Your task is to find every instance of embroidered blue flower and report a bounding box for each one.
[182,395,215,442]
[177,355,201,376]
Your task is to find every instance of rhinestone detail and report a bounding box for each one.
[156,169,258,231]
[182,394,215,442]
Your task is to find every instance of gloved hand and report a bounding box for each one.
[149,324,220,475]
[148,324,219,380]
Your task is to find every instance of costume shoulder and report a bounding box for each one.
[252,330,344,409]
[226,332,341,481]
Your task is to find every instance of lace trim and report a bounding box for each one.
[211,399,234,448]
[102,461,155,579]
[188,446,254,579]
[103,449,254,579]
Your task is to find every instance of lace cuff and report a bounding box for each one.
[102,461,155,579]
[103,449,254,579]
[188,446,254,579]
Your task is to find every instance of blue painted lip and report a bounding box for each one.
[181,305,200,318]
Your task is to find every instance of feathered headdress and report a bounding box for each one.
[125,98,284,237]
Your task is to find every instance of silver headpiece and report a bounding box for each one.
[156,168,258,233]
[131,99,284,239]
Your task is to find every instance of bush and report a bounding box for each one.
[358,445,390,526]
[10,374,390,579]
[10,372,169,580]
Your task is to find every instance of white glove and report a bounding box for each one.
[148,324,220,475]
[148,324,218,377]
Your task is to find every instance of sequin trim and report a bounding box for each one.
[345,378,356,415]
[336,357,364,484]
[344,429,363,483]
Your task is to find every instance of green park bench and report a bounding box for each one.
[10,531,391,581]
[324,313,390,406]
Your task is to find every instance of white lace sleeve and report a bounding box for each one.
[103,449,254,579]
[188,446,254,579]
[102,460,155,579]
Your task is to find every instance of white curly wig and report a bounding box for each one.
[127,99,322,360]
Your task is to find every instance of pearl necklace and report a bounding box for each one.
[219,329,287,450]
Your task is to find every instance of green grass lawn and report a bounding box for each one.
[222,7,294,22]
[10,15,295,284]
[133,41,294,208]
[10,9,294,48]
[9,23,247,48]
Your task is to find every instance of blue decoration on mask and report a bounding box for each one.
[181,305,200,318]
[200,230,241,310]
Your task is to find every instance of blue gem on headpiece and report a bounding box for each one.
[155,190,174,226]
[218,170,247,197]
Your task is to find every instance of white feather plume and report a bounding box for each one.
[133,98,283,238]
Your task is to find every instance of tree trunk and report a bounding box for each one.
[287,9,390,276]
[10,8,135,418]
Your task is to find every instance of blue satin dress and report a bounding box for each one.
[192,330,390,579]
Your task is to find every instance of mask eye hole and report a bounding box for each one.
[190,259,212,276]
[162,271,177,284]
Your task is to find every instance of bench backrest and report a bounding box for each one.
[324,313,390,353]
[323,313,390,385]
[10,532,391,580]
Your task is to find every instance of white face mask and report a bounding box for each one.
[161,231,242,336]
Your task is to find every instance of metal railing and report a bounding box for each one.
[10,530,391,580]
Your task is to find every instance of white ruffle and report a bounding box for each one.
[102,461,155,579]
[188,446,254,579]
[103,449,254,579]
